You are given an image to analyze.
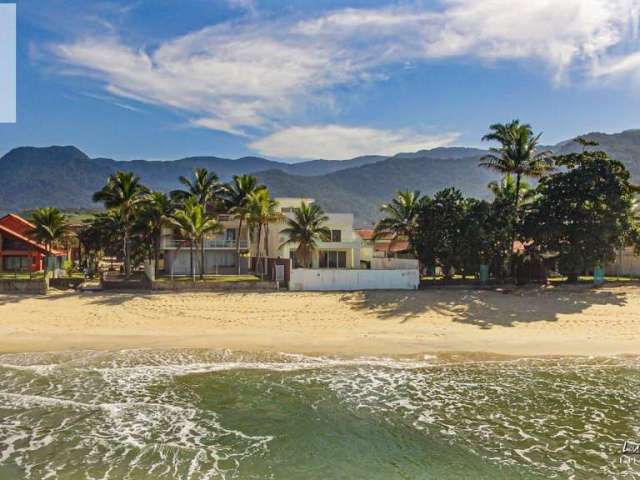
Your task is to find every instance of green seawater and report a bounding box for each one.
[0,350,638,479]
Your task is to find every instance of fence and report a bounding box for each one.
[289,268,419,291]
[370,258,419,270]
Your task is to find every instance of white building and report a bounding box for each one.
[266,198,362,269]
[161,214,251,275]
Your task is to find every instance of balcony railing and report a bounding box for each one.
[162,239,248,249]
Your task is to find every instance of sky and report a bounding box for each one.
[1,0,640,162]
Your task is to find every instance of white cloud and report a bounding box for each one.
[249,125,460,159]
[49,0,640,142]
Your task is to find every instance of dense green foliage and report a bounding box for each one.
[523,151,639,282]
[27,207,68,254]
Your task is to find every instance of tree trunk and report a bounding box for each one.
[153,236,160,277]
[200,236,205,280]
[255,223,263,276]
[236,217,243,275]
[567,271,579,283]
[190,241,194,282]
[509,173,522,281]
[123,229,130,279]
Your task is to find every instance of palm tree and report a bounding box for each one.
[137,192,174,275]
[224,175,267,274]
[488,175,535,206]
[169,197,222,280]
[481,120,551,273]
[481,120,551,211]
[374,190,423,255]
[280,201,331,268]
[246,189,280,275]
[171,168,222,210]
[171,168,223,276]
[93,171,149,278]
[28,208,68,270]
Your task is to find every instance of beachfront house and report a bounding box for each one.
[265,198,362,269]
[0,214,67,273]
[161,213,251,275]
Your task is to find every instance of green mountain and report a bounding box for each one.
[1,130,639,225]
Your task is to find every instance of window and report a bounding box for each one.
[225,228,236,242]
[319,251,347,269]
[3,256,31,272]
[330,230,342,242]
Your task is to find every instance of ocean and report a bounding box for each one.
[0,350,638,479]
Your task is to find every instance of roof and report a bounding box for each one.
[0,213,36,236]
[355,229,375,240]
[0,214,66,256]
[374,240,409,253]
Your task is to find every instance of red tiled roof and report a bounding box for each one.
[355,229,375,240]
[374,240,409,253]
[0,215,66,256]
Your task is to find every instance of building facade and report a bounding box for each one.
[161,214,251,275]
[266,198,361,269]
[0,214,66,272]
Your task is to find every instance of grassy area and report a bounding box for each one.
[0,272,45,280]
[548,275,640,284]
[155,274,260,283]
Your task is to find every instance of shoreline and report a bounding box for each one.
[1,285,639,358]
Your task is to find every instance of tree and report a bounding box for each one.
[458,198,493,279]
[28,207,68,258]
[481,120,552,274]
[246,189,280,275]
[414,188,466,279]
[171,168,222,210]
[169,197,222,280]
[574,137,599,151]
[224,175,267,274]
[280,202,331,268]
[374,190,423,256]
[136,192,174,275]
[523,151,640,282]
[93,171,148,278]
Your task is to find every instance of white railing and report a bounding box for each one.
[162,239,248,249]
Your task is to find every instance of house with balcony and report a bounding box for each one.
[161,213,251,275]
[266,198,362,269]
[0,214,66,273]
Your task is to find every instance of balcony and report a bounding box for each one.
[162,239,248,250]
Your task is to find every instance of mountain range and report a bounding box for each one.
[1,130,639,226]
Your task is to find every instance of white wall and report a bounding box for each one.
[289,269,419,291]
[371,258,419,270]
[606,247,640,277]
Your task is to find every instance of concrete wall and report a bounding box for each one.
[289,268,420,291]
[371,258,419,270]
[606,247,640,277]
[0,278,47,294]
[151,280,275,291]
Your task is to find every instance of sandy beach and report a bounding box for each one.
[0,285,638,357]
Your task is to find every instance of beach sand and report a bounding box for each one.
[0,285,638,357]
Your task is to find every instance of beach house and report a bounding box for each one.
[265,198,362,269]
[0,214,66,272]
[160,213,251,275]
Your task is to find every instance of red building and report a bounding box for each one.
[0,214,66,272]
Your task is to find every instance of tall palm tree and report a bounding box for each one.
[280,202,331,268]
[481,120,551,273]
[28,208,68,270]
[169,197,222,280]
[246,189,280,275]
[93,171,149,277]
[374,190,423,254]
[137,192,174,275]
[224,175,267,274]
[481,120,551,214]
[171,168,222,210]
[488,174,535,206]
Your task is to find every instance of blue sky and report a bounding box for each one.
[1,0,640,162]
[0,3,15,122]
